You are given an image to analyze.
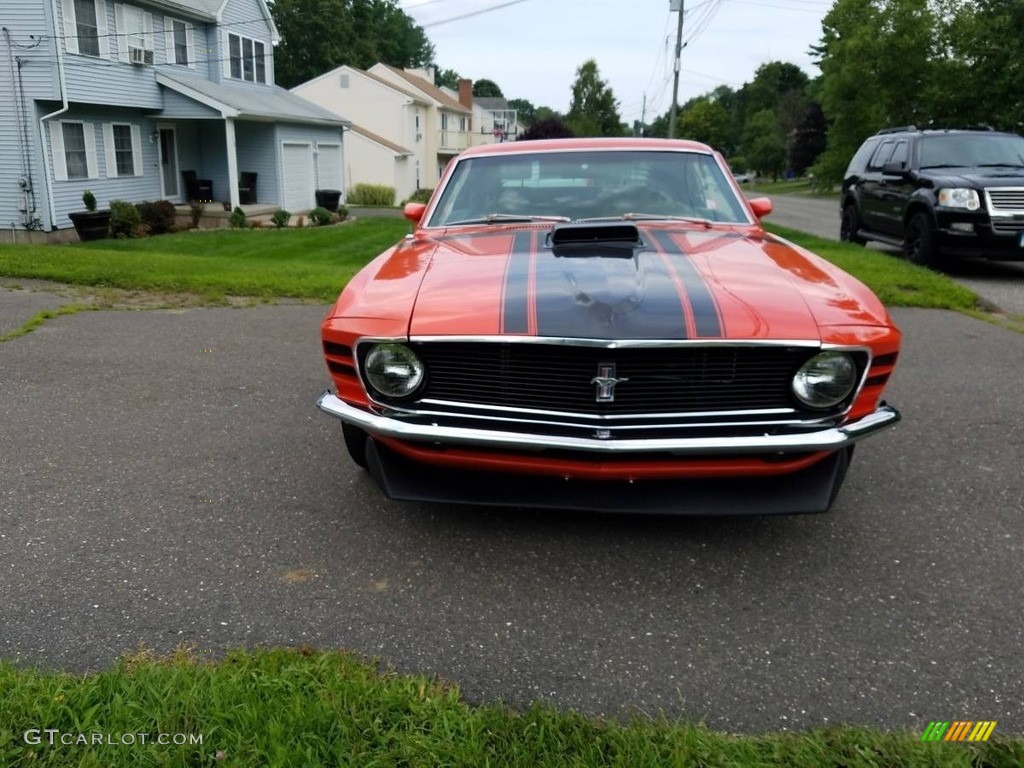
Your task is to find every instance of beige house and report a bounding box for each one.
[291,65,425,201]
[441,83,521,148]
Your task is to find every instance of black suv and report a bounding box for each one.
[840,126,1024,266]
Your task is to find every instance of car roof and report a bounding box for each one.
[874,126,1016,138]
[459,137,715,157]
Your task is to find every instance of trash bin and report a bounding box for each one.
[315,189,341,211]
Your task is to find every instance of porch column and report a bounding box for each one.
[225,117,240,211]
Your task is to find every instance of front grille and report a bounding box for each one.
[986,187,1024,212]
[406,342,824,417]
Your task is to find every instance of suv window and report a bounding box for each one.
[919,133,1024,168]
[867,140,896,171]
[888,140,909,168]
[845,137,880,176]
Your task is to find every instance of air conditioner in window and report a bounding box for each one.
[129,46,153,66]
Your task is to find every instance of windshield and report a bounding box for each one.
[426,150,751,226]
[919,133,1024,168]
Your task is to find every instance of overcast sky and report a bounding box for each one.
[398,0,832,125]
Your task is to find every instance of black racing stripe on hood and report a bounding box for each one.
[501,230,535,334]
[647,229,723,338]
[531,243,689,340]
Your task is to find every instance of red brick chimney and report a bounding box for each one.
[458,78,473,108]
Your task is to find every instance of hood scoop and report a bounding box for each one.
[549,222,641,258]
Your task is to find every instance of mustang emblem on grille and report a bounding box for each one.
[591,363,629,402]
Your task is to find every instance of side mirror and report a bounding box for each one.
[882,161,906,177]
[403,202,426,223]
[748,197,772,219]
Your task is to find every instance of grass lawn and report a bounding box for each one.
[0,219,412,303]
[0,219,983,315]
[1,648,1020,767]
[747,178,839,197]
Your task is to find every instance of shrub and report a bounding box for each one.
[336,205,348,221]
[137,200,177,235]
[229,206,248,229]
[309,207,332,226]
[346,183,395,206]
[109,199,142,238]
[82,190,97,212]
[405,188,433,204]
[189,202,205,229]
[271,209,291,229]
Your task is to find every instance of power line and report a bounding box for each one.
[415,0,537,28]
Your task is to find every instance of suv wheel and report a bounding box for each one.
[840,203,867,246]
[903,212,941,267]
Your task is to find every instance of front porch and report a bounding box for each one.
[174,203,282,229]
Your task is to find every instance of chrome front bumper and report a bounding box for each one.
[316,392,901,455]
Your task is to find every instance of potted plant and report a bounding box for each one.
[68,190,111,241]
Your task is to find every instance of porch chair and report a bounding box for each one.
[238,172,257,205]
[182,170,214,203]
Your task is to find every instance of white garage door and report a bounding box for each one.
[282,143,314,211]
[316,144,343,191]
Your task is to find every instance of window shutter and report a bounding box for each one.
[164,16,174,63]
[143,12,153,51]
[114,3,126,61]
[83,123,99,180]
[186,24,195,68]
[222,31,230,78]
[131,125,143,176]
[95,0,109,58]
[61,0,78,55]
[102,123,117,177]
[50,122,68,181]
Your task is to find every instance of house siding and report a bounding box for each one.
[159,88,222,119]
[346,131,416,202]
[1,0,61,231]
[234,121,277,204]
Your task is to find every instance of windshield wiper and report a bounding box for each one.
[976,163,1024,168]
[444,213,571,226]
[578,213,714,228]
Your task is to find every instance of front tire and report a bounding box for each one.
[840,203,867,246]
[904,212,942,267]
[342,423,369,469]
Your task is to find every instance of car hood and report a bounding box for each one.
[404,225,887,340]
[921,168,1024,186]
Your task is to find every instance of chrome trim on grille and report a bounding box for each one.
[985,187,1024,233]
[407,335,823,348]
[416,398,799,422]
[317,391,900,455]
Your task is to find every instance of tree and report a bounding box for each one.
[788,102,828,176]
[744,109,787,180]
[676,97,732,152]
[507,98,537,126]
[518,118,574,141]
[434,68,462,90]
[270,0,434,89]
[565,60,623,137]
[473,79,504,98]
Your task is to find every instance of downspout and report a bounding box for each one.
[38,0,69,231]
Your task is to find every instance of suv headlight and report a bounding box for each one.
[937,188,980,211]
[792,352,857,410]
[363,343,425,399]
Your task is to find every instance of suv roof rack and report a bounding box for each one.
[875,125,918,135]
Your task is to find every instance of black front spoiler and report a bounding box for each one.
[364,440,851,516]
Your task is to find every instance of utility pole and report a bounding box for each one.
[668,0,685,139]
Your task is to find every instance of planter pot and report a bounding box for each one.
[68,210,111,241]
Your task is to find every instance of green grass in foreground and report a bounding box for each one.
[0,219,411,303]
[766,223,982,312]
[0,218,981,314]
[1,648,1020,768]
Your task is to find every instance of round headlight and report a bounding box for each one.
[792,352,857,409]
[363,343,425,399]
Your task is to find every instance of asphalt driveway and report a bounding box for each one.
[1,293,1022,735]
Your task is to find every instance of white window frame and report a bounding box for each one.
[225,32,267,84]
[114,3,154,62]
[102,123,142,178]
[50,120,99,181]
[164,17,195,67]
[61,0,109,57]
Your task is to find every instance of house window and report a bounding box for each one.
[112,125,134,176]
[63,123,88,179]
[228,33,266,83]
[120,4,152,52]
[73,0,100,56]
[459,117,466,132]
[171,20,190,65]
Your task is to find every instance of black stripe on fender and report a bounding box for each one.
[501,230,535,333]
[648,229,723,338]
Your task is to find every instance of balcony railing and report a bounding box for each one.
[438,130,470,152]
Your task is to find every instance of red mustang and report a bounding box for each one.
[318,138,901,514]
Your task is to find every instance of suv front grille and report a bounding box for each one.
[986,187,1024,212]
